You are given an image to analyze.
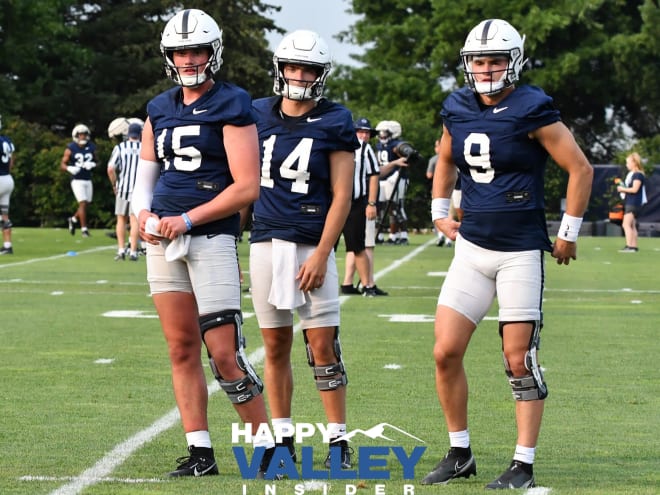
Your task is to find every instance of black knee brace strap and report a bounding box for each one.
[500,320,548,401]
[303,327,348,391]
[200,310,263,404]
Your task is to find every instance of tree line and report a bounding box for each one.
[1,0,658,228]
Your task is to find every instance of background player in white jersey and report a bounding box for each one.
[107,122,142,261]
[0,115,16,254]
[60,123,97,237]
[422,19,593,489]
[250,30,358,469]
[131,9,276,479]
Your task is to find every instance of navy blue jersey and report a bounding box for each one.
[250,96,359,245]
[66,141,97,181]
[441,85,560,251]
[376,138,407,179]
[624,171,646,207]
[0,135,15,176]
[147,82,256,237]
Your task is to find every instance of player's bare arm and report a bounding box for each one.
[533,121,593,265]
[432,125,460,240]
[297,149,354,292]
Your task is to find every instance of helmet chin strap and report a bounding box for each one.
[177,62,211,87]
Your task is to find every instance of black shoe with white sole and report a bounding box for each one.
[168,446,218,477]
[421,447,476,485]
[485,460,535,489]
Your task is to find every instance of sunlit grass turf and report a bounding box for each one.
[0,228,658,494]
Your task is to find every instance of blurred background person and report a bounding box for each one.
[375,120,410,245]
[60,123,97,238]
[0,114,16,254]
[616,151,647,252]
[341,117,387,296]
[108,121,142,261]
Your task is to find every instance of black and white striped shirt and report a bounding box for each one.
[108,140,141,200]
[353,140,380,200]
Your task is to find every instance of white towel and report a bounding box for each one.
[165,235,191,262]
[268,239,305,311]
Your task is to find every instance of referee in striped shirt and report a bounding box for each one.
[107,122,142,261]
[340,118,387,297]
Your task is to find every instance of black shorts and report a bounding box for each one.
[625,204,642,217]
[342,198,367,253]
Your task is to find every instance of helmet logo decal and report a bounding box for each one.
[480,19,493,45]
[181,10,190,39]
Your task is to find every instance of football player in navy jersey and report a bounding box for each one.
[249,30,358,469]
[375,120,410,245]
[422,19,593,489]
[0,115,16,254]
[60,123,97,237]
[131,9,277,479]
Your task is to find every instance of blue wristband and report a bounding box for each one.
[181,212,193,232]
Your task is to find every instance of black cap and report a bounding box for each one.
[127,123,142,139]
[354,117,376,137]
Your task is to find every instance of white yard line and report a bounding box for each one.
[45,239,436,494]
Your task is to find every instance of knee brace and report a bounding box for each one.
[500,320,548,401]
[199,310,263,404]
[303,327,348,391]
[1,218,11,230]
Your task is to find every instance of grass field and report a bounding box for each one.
[0,227,658,495]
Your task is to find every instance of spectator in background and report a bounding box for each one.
[616,151,647,253]
[0,115,16,255]
[341,117,387,297]
[108,122,142,261]
[60,123,97,238]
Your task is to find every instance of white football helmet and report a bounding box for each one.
[72,124,91,145]
[273,30,332,100]
[107,117,130,140]
[460,19,526,95]
[160,9,223,87]
[375,120,402,143]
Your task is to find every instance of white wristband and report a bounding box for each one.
[431,198,451,221]
[557,213,582,242]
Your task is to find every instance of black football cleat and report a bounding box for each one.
[485,460,535,489]
[168,446,218,477]
[421,447,476,485]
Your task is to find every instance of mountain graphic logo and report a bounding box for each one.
[333,423,425,443]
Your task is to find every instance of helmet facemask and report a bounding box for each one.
[463,53,519,96]
[164,43,220,87]
[275,62,328,101]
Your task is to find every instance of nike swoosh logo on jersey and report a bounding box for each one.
[192,108,208,115]
[307,117,322,122]
[493,106,508,114]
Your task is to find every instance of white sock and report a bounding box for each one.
[513,444,535,464]
[448,429,470,448]
[272,417,294,440]
[185,430,212,449]
[327,422,346,441]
